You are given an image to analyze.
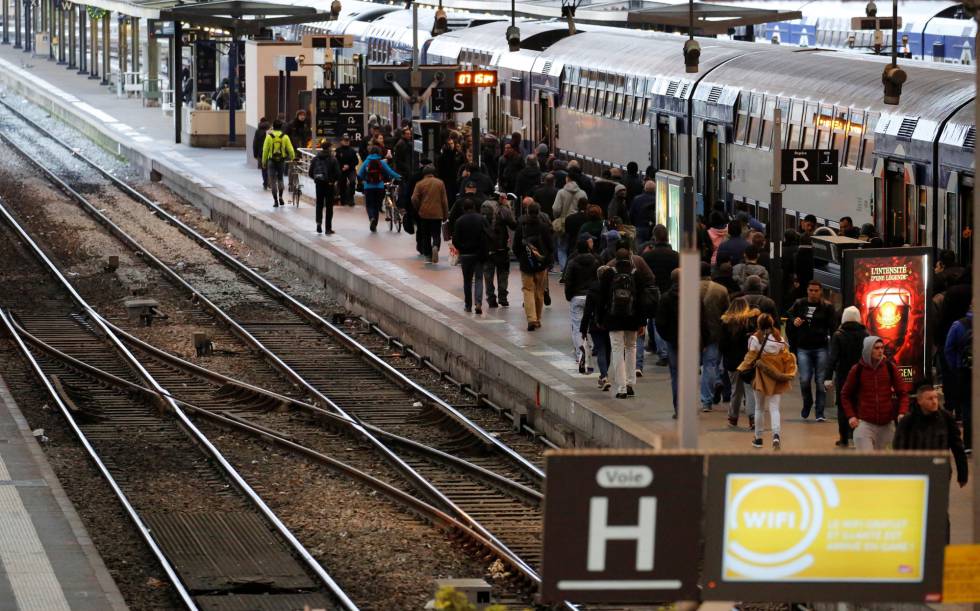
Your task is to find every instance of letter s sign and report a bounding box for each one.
[452,91,466,112]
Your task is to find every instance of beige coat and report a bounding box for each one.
[411,175,449,220]
[737,335,798,396]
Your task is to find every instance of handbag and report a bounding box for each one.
[448,245,460,266]
[441,221,451,242]
[739,334,769,384]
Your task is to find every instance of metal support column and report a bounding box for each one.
[146,18,158,101]
[88,11,97,78]
[77,6,86,73]
[66,2,75,68]
[57,0,65,63]
[47,0,53,59]
[118,15,126,74]
[22,0,30,52]
[173,19,182,143]
[770,107,785,314]
[2,0,8,44]
[12,0,20,48]
[130,15,138,75]
[227,33,238,146]
[100,11,108,84]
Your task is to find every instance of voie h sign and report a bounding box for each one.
[541,451,703,603]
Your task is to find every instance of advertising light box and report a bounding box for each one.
[654,170,684,251]
[703,454,949,603]
[842,247,932,384]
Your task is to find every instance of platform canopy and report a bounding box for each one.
[627,2,802,34]
[158,0,327,35]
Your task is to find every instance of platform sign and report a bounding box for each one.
[431,88,473,113]
[841,247,931,384]
[702,453,949,603]
[315,85,363,142]
[541,451,703,604]
[781,149,838,185]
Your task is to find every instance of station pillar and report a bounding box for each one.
[77,6,86,74]
[145,18,158,106]
[100,12,109,85]
[12,0,20,48]
[130,16,138,75]
[66,3,75,69]
[88,10,98,79]
[57,1,65,63]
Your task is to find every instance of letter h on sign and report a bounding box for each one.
[588,497,657,571]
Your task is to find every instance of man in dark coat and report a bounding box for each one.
[334,134,359,206]
[655,269,681,415]
[497,141,524,194]
[512,202,554,330]
[824,305,868,448]
[515,155,543,200]
[452,198,490,313]
[624,161,644,202]
[532,173,559,221]
[253,117,270,190]
[786,280,837,421]
[307,142,341,234]
[629,181,658,244]
[393,127,414,178]
[598,248,654,398]
[285,109,312,153]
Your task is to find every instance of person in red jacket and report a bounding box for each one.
[841,336,909,450]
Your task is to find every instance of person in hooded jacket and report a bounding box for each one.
[484,193,517,308]
[284,109,312,153]
[841,336,909,451]
[564,236,600,373]
[551,176,589,270]
[515,155,543,200]
[597,249,654,398]
[253,117,271,190]
[581,269,612,390]
[307,142,341,234]
[721,298,761,429]
[334,134,359,207]
[737,313,798,450]
[261,118,296,208]
[707,211,729,266]
[824,306,869,448]
[606,184,630,228]
[567,161,594,200]
[497,141,524,193]
[359,146,402,232]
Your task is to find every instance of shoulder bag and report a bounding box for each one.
[739,334,769,384]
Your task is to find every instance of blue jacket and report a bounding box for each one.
[945,311,972,370]
[357,154,400,190]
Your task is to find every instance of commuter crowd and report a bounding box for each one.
[250,118,971,470]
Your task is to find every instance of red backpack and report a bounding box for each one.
[366,158,383,183]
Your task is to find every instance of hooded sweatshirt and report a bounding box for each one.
[826,308,868,383]
[552,181,588,230]
[841,336,909,424]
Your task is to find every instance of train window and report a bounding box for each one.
[859,138,875,171]
[790,99,803,125]
[605,92,616,117]
[594,90,606,115]
[758,205,770,226]
[735,112,748,144]
[786,211,798,234]
[761,119,773,150]
[584,88,594,113]
[748,116,760,147]
[624,95,633,121]
[615,93,626,120]
[817,127,830,150]
[845,134,861,167]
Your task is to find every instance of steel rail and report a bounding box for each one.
[0,309,198,610]
[0,97,545,484]
[0,113,543,583]
[0,200,358,611]
[2,323,538,591]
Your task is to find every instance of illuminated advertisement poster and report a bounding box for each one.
[842,247,931,384]
[654,170,683,250]
[703,455,948,602]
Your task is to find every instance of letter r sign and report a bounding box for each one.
[541,453,704,603]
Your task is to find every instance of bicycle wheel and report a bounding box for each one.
[386,199,394,231]
[395,208,402,233]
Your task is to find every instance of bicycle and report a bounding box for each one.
[383,181,402,232]
[287,160,303,207]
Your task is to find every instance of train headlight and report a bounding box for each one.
[683,39,700,73]
[882,63,907,105]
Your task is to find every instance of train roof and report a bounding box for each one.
[427,19,572,62]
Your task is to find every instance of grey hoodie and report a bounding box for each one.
[552,180,588,228]
[861,336,883,368]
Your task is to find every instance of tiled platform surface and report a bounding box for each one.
[0,373,126,611]
[0,44,973,553]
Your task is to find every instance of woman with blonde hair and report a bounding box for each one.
[720,297,760,429]
[737,312,797,449]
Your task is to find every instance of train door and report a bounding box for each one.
[877,159,923,246]
[536,92,555,153]
[651,114,675,172]
[699,123,722,209]
[945,171,975,264]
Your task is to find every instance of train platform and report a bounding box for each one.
[0,43,964,455]
[0,372,126,611]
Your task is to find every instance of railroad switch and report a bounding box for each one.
[425,578,492,609]
[124,299,165,327]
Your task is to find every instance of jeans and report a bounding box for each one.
[590,329,611,379]
[569,296,587,358]
[260,164,268,188]
[853,420,894,451]
[666,342,679,412]
[459,255,484,309]
[728,370,756,424]
[652,322,668,360]
[556,235,569,271]
[700,343,721,408]
[753,391,782,438]
[364,188,384,222]
[484,251,510,304]
[267,161,286,201]
[610,330,638,395]
[949,367,973,450]
[340,171,356,205]
[797,347,829,418]
[521,271,548,324]
[834,385,851,444]
[635,333,645,371]
[314,182,334,230]
[420,218,442,254]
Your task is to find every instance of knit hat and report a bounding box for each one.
[536,143,549,157]
[604,229,621,243]
[841,305,862,324]
[614,183,627,195]
[743,274,763,292]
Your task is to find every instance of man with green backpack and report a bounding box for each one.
[261,118,296,208]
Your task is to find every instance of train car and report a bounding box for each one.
[938,101,975,262]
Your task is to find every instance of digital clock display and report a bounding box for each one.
[455,70,497,88]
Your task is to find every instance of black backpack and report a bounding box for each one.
[608,260,637,318]
[959,316,973,369]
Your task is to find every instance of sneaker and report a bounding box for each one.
[615,392,628,399]
[544,290,551,306]
[712,384,722,405]
[601,379,611,392]
[701,405,713,413]
[316,225,322,234]
[727,417,738,428]
[635,369,643,378]
[499,300,509,307]
[487,298,498,308]
[431,250,438,264]
[527,323,536,331]
[772,434,781,450]
[578,348,586,374]
[597,376,606,388]
[475,306,482,315]
[801,408,810,419]
[834,440,849,449]
[752,437,763,449]
[325,229,335,235]
[815,416,827,422]
[626,385,635,397]
[655,357,669,367]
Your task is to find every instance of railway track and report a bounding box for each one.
[0,97,584,606]
[0,199,355,610]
